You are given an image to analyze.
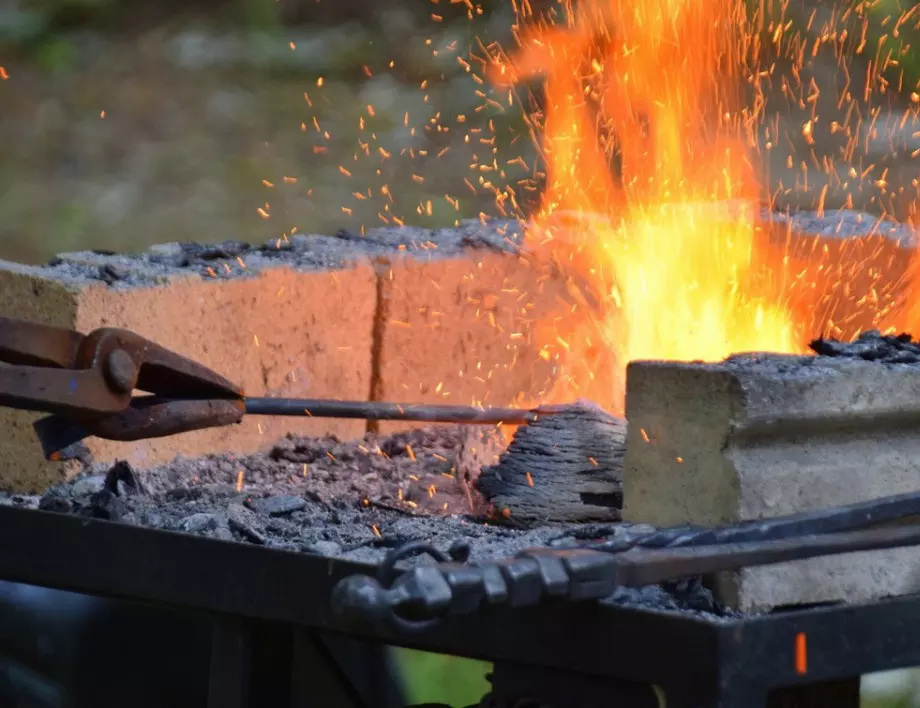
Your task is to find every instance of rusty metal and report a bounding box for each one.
[35,398,539,460]
[243,397,540,424]
[0,317,83,368]
[33,398,246,459]
[0,317,241,419]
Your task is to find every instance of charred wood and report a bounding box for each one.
[476,402,626,527]
[810,329,920,363]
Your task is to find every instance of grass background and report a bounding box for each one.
[393,649,920,706]
[396,650,491,705]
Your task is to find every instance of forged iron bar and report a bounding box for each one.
[588,488,920,552]
[621,523,920,586]
[32,397,543,458]
[332,519,920,632]
[243,397,539,425]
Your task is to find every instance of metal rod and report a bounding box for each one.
[243,398,539,425]
[597,488,920,553]
[621,523,920,588]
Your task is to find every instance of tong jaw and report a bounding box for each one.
[0,317,245,458]
[77,325,245,408]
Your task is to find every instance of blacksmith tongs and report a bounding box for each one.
[0,317,540,460]
[0,317,246,459]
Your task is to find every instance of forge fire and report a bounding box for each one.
[493,0,800,411]
[477,0,920,413]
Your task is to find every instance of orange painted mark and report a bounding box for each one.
[794,632,807,675]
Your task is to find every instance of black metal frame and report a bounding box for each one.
[1,505,918,707]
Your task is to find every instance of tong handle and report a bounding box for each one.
[0,318,124,416]
[0,317,84,368]
[0,318,242,417]
[0,364,133,417]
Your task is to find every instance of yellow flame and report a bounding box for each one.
[492,0,805,412]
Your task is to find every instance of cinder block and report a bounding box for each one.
[0,220,570,493]
[0,240,378,492]
[753,209,917,338]
[622,354,920,612]
[372,222,569,434]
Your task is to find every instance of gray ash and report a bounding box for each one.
[37,219,525,287]
[25,208,917,288]
[810,330,920,364]
[5,425,725,618]
[36,426,504,534]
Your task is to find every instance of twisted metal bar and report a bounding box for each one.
[331,490,920,632]
[590,489,920,553]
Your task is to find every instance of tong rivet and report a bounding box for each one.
[105,349,137,393]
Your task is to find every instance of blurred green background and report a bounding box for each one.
[396,650,490,705]
[1,0,920,704]
[0,0,533,264]
[0,0,919,263]
[395,648,920,706]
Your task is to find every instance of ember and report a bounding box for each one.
[809,328,920,363]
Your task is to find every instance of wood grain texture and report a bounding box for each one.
[476,402,626,527]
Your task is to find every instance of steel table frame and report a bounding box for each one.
[0,505,916,707]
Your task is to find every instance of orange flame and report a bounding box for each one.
[492,0,807,412]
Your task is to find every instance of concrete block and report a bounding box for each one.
[753,208,917,339]
[0,239,379,492]
[372,222,569,434]
[0,219,568,492]
[622,353,920,612]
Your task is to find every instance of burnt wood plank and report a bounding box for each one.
[476,402,626,527]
